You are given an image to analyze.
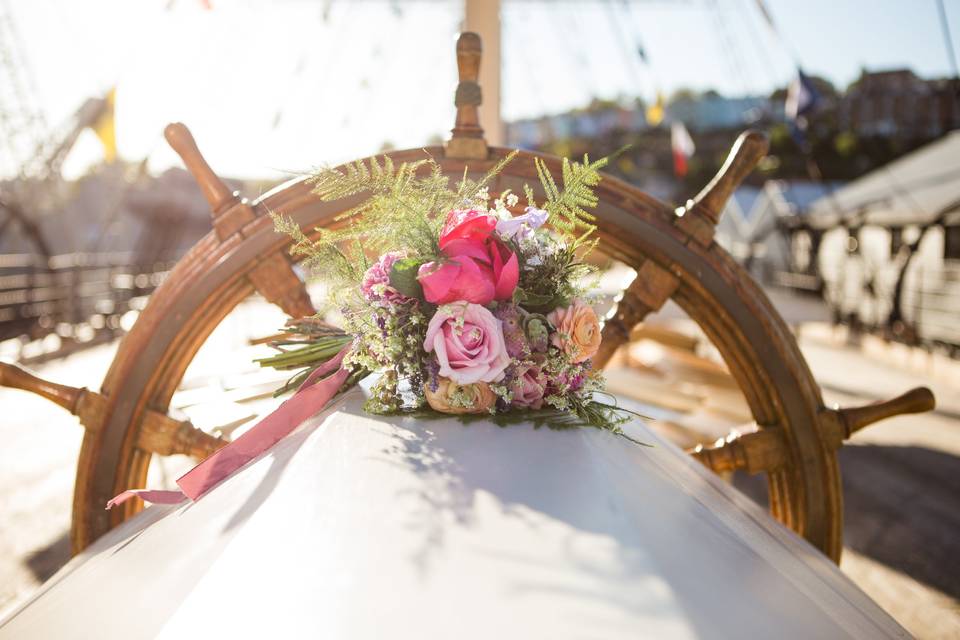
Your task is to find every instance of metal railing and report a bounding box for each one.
[0,251,175,358]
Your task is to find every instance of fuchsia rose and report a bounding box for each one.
[424,303,510,384]
[439,208,497,249]
[511,361,546,410]
[361,251,408,302]
[417,209,519,305]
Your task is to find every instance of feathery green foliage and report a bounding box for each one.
[272,152,520,301]
[273,149,612,305]
[532,154,608,251]
[270,214,367,306]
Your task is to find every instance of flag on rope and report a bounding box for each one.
[91,87,117,163]
[671,122,695,178]
[785,68,819,124]
[646,91,665,126]
[636,44,648,64]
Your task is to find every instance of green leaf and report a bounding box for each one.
[514,288,554,307]
[515,287,568,314]
[389,257,427,300]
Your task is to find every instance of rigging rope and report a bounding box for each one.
[936,0,959,80]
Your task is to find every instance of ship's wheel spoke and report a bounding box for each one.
[163,123,314,320]
[0,361,226,459]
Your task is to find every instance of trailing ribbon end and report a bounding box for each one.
[175,365,350,500]
[107,345,353,510]
[106,489,188,510]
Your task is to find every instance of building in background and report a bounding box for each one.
[839,69,960,140]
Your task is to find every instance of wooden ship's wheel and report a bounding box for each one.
[0,33,934,562]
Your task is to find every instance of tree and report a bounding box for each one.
[669,88,699,103]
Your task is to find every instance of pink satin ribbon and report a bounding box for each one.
[106,346,352,510]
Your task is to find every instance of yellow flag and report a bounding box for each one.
[92,87,117,162]
[646,91,665,127]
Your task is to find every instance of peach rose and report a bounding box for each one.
[547,301,601,363]
[424,377,497,415]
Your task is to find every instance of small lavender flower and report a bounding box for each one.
[425,357,441,393]
[375,314,388,338]
[496,206,549,241]
[408,365,425,400]
[568,372,585,392]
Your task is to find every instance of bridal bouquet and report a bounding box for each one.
[107,152,644,511]
[263,152,639,434]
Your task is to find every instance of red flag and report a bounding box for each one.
[671,122,695,177]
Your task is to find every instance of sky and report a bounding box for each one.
[3,0,959,180]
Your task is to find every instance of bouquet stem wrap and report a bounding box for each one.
[106,346,352,509]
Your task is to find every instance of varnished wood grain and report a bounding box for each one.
[446,32,488,160]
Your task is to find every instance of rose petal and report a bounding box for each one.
[440,210,497,249]
[442,238,492,263]
[490,239,504,274]
[494,251,519,300]
[418,261,460,304]
[445,257,495,305]
[431,327,449,369]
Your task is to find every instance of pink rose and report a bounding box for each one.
[417,210,519,305]
[547,301,602,363]
[424,303,510,384]
[439,208,497,249]
[511,362,546,410]
[360,251,408,303]
[417,238,518,305]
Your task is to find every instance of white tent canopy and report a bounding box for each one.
[0,389,906,638]
[807,131,960,229]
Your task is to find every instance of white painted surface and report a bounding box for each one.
[0,388,907,639]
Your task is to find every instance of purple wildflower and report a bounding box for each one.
[361,251,409,303]
[425,357,441,393]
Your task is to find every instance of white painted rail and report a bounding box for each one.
[0,387,907,639]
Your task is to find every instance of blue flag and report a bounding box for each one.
[785,68,819,125]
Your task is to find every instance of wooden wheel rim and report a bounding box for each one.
[75,147,840,560]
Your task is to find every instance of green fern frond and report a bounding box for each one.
[275,148,610,298]
[524,183,538,209]
[534,154,608,251]
[270,212,366,304]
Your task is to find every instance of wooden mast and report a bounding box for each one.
[464,0,502,146]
